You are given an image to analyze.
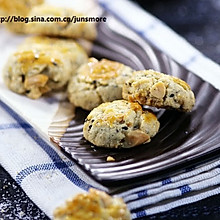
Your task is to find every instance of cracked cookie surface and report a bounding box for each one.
[123,69,195,112]
[83,100,160,148]
[68,58,133,110]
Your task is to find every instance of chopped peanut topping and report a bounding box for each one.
[150,82,166,99]
[24,74,48,88]
[125,130,150,147]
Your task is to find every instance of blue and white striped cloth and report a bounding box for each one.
[1,0,220,219]
[0,99,107,218]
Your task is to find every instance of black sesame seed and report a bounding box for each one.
[89,125,92,129]
[170,94,174,97]
[122,126,128,130]
[52,61,57,66]
[21,74,25,83]
[120,138,125,143]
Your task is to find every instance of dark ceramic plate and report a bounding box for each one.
[49,13,220,186]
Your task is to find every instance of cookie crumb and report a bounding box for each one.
[107,156,115,162]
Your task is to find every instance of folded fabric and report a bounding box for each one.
[0,0,220,219]
[1,99,220,219]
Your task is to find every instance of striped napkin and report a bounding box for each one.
[0,0,220,219]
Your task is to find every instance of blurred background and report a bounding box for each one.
[1,0,220,219]
[134,0,220,64]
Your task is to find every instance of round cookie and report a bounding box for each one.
[22,36,88,75]
[123,69,195,112]
[3,36,88,99]
[68,58,133,110]
[54,188,131,220]
[83,100,160,148]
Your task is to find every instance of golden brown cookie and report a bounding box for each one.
[3,36,88,99]
[68,58,133,110]
[54,188,131,220]
[123,69,195,112]
[26,5,97,40]
[83,100,160,148]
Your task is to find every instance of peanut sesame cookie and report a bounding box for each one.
[83,100,160,148]
[68,58,133,110]
[3,36,88,99]
[54,188,131,220]
[123,69,195,112]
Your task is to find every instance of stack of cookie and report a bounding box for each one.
[2,0,195,149]
[3,43,195,149]
[67,57,195,148]
[2,0,100,98]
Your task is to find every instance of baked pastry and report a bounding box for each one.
[0,0,44,33]
[53,188,131,220]
[68,58,133,110]
[0,0,44,15]
[22,36,88,74]
[26,5,97,40]
[3,36,88,99]
[83,100,160,148]
[123,69,195,112]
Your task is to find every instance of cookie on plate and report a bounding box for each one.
[68,58,133,110]
[26,5,97,40]
[123,69,195,112]
[83,100,160,148]
[54,188,131,220]
[22,36,88,74]
[3,36,88,99]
